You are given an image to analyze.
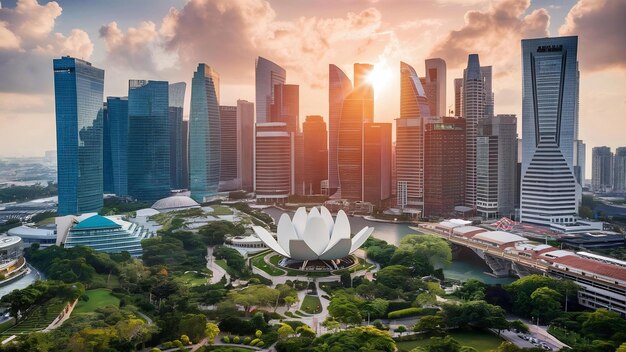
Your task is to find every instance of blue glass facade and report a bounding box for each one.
[169,82,186,190]
[103,97,129,196]
[189,64,220,202]
[53,56,105,215]
[127,80,170,203]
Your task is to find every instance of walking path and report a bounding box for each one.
[207,247,231,284]
[42,299,78,332]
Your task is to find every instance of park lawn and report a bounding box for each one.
[300,295,322,314]
[209,205,234,216]
[90,273,120,289]
[251,255,285,276]
[396,330,503,352]
[74,289,120,314]
[177,271,209,287]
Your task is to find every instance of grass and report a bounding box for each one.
[548,325,584,347]
[210,205,234,216]
[0,318,15,333]
[1,299,67,336]
[74,289,120,314]
[251,255,285,276]
[396,330,503,352]
[300,295,322,314]
[35,216,56,225]
[177,271,209,287]
[90,273,120,289]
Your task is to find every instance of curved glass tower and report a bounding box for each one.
[328,64,352,196]
[520,36,580,226]
[255,57,286,124]
[53,56,105,215]
[189,64,221,202]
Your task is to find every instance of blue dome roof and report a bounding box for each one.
[73,215,120,230]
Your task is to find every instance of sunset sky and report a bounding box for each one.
[0,0,624,176]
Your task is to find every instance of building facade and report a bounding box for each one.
[189,64,221,202]
[53,56,105,215]
[219,105,240,191]
[254,122,293,203]
[168,82,186,190]
[181,120,189,190]
[271,84,299,133]
[255,57,286,124]
[238,100,255,191]
[614,147,626,192]
[128,80,170,203]
[592,146,613,193]
[103,97,128,196]
[302,116,328,195]
[454,78,463,117]
[363,123,392,207]
[520,36,581,226]
[328,64,353,196]
[424,58,447,117]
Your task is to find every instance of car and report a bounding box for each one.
[517,334,526,339]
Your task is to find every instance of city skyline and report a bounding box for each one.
[0,0,624,178]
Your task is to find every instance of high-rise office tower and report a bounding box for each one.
[169,82,186,190]
[614,147,626,192]
[294,133,305,195]
[476,115,517,219]
[592,146,613,192]
[353,63,374,106]
[103,102,111,193]
[463,54,490,208]
[255,122,293,203]
[219,105,240,191]
[302,115,328,195]
[424,58,447,117]
[575,139,586,187]
[270,84,299,132]
[454,78,463,117]
[328,64,353,196]
[481,66,494,119]
[424,117,466,217]
[238,100,255,191]
[255,57,286,124]
[181,120,189,189]
[103,97,128,196]
[189,64,221,202]
[520,36,580,226]
[363,123,392,207]
[396,61,431,210]
[128,80,170,203]
[53,57,105,215]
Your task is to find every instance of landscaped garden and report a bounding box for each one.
[251,254,286,276]
[395,330,503,352]
[0,299,68,336]
[73,289,120,314]
[176,271,210,287]
[300,295,322,314]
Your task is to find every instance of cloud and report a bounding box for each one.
[99,21,159,73]
[0,0,94,93]
[429,0,550,69]
[559,0,626,72]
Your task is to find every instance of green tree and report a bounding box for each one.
[205,323,220,345]
[454,279,486,301]
[278,324,295,340]
[426,336,461,352]
[530,287,562,323]
[395,325,407,336]
[413,315,444,336]
[228,285,279,316]
[390,234,452,275]
[179,314,207,343]
[441,301,508,331]
[310,326,395,351]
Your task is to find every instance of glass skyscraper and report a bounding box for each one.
[255,57,286,124]
[103,97,129,196]
[127,80,170,203]
[189,64,221,202]
[169,82,186,190]
[53,56,105,215]
[328,64,352,197]
[520,36,580,226]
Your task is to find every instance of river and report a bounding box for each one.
[261,207,514,285]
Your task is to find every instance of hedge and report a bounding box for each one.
[387,307,422,319]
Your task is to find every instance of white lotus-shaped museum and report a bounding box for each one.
[253,206,374,260]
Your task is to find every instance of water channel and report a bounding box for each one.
[261,207,515,284]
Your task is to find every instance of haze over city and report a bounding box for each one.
[0,0,625,178]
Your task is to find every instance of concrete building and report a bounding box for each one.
[424,58,447,117]
[255,57,286,124]
[328,64,353,196]
[302,115,328,195]
[219,105,240,191]
[614,147,626,192]
[423,117,466,217]
[53,56,105,215]
[454,78,463,117]
[238,100,255,191]
[128,80,170,203]
[271,84,299,133]
[363,123,392,207]
[189,64,221,202]
[254,122,293,203]
[520,36,581,226]
[168,82,186,190]
[592,146,613,193]
[103,97,128,196]
[476,115,518,219]
[181,120,189,189]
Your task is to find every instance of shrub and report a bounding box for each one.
[388,307,422,319]
[150,348,162,352]
[233,336,240,343]
[250,338,261,346]
[161,342,174,349]
[223,336,230,343]
[420,308,439,316]
[255,330,262,338]
[243,337,251,345]
[173,340,183,348]
[386,301,412,313]
[180,335,190,345]
[257,341,265,347]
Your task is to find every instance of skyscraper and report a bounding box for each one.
[103,97,128,196]
[353,63,374,119]
[614,147,626,192]
[463,54,490,208]
[238,100,255,191]
[255,122,293,203]
[424,117,466,217]
[189,64,221,202]
[363,123,392,207]
[302,115,328,195]
[103,101,112,193]
[127,80,170,203]
[396,61,431,210]
[219,105,240,191]
[424,58,447,117]
[476,115,517,219]
[454,78,463,117]
[270,84,299,132]
[520,36,580,226]
[592,146,613,192]
[169,82,186,190]
[255,57,286,124]
[53,56,105,215]
[328,64,353,196]
[181,120,190,189]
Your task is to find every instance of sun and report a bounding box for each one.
[367,61,393,93]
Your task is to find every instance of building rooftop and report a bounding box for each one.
[152,195,199,211]
[73,215,121,230]
[552,255,626,283]
[472,231,527,245]
[452,226,486,236]
[0,235,22,248]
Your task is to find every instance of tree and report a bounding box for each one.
[441,301,508,331]
[617,343,626,352]
[296,325,316,338]
[204,323,220,345]
[228,285,279,316]
[454,279,486,301]
[507,275,577,318]
[395,325,407,336]
[390,235,452,275]
[414,292,437,307]
[426,336,461,352]
[179,314,207,343]
[530,287,562,323]
[311,326,395,351]
[581,309,626,341]
[278,324,295,340]
[284,296,298,311]
[375,265,413,290]
[322,318,341,333]
[328,293,363,326]
[413,315,444,336]
[508,320,529,333]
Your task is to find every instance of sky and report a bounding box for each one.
[0,0,624,176]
